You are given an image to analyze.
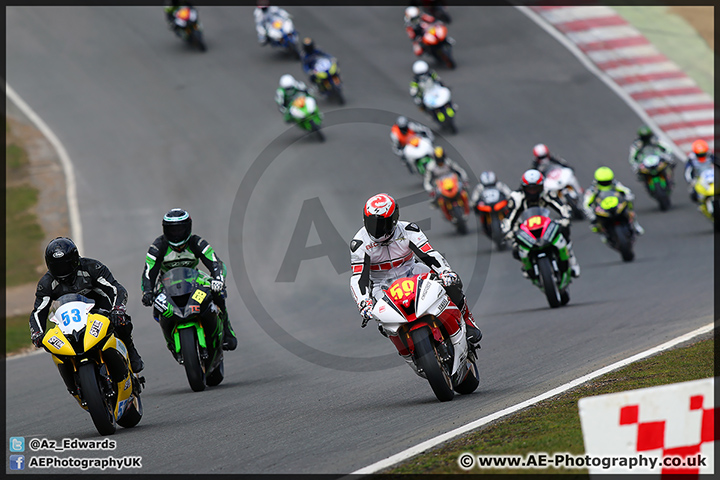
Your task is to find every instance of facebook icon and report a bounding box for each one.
[9,455,25,470]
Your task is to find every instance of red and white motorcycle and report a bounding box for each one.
[371,273,479,402]
[543,165,586,220]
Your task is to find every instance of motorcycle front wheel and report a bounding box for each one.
[452,205,468,235]
[614,224,635,262]
[490,216,505,250]
[411,327,454,402]
[78,363,117,435]
[537,256,561,308]
[180,328,206,392]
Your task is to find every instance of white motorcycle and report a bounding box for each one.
[264,14,300,59]
[371,273,479,402]
[401,134,435,177]
[420,81,457,134]
[543,165,586,220]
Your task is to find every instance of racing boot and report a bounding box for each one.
[460,304,482,350]
[220,309,237,351]
[401,353,426,379]
[633,219,645,236]
[567,242,581,278]
[125,338,144,373]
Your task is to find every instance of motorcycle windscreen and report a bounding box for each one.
[160,267,199,306]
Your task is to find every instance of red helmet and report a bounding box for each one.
[521,169,544,203]
[532,143,549,161]
[363,193,399,242]
[692,139,709,161]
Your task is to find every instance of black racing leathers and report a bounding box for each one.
[30,257,129,337]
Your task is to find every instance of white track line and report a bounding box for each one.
[351,322,714,475]
[6,83,84,253]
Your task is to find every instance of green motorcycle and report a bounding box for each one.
[636,147,674,211]
[153,267,225,392]
[288,94,324,142]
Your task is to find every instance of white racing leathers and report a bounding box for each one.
[350,221,451,310]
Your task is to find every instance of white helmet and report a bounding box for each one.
[532,143,549,160]
[404,6,420,23]
[412,60,429,76]
[480,171,497,187]
[279,74,296,89]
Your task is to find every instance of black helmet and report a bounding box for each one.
[163,208,192,248]
[396,116,409,135]
[45,237,80,282]
[302,37,315,55]
[637,125,653,143]
[363,193,399,242]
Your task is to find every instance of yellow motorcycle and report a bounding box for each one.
[40,294,144,435]
[693,165,715,227]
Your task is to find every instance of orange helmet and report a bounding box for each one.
[692,139,709,161]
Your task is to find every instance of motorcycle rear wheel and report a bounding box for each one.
[537,256,561,308]
[117,396,143,428]
[411,328,454,402]
[180,328,206,392]
[78,363,117,435]
[453,358,479,395]
[205,359,224,387]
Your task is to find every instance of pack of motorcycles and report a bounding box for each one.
[36,7,714,436]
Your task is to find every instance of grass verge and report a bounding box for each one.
[6,116,46,355]
[385,335,714,475]
[6,314,32,353]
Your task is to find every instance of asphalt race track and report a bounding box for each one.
[5,6,713,475]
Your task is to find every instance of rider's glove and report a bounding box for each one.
[31,330,44,348]
[211,278,224,293]
[558,218,571,228]
[359,299,374,328]
[110,305,128,326]
[141,292,154,307]
[439,271,460,287]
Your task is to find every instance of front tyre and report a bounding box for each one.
[452,205,468,235]
[78,363,116,435]
[537,256,561,308]
[615,224,635,262]
[490,216,505,250]
[411,327,454,402]
[179,328,206,392]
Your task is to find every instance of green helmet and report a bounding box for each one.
[637,125,653,142]
[594,167,615,191]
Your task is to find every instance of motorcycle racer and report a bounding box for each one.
[470,171,513,207]
[685,139,716,201]
[404,5,438,56]
[390,115,435,158]
[350,194,482,369]
[531,143,573,174]
[409,60,443,112]
[628,125,676,174]
[423,146,468,207]
[584,167,645,235]
[30,237,145,373]
[503,169,581,278]
[141,209,237,351]
[254,0,292,45]
[275,74,310,123]
[300,37,333,83]
[164,0,194,37]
